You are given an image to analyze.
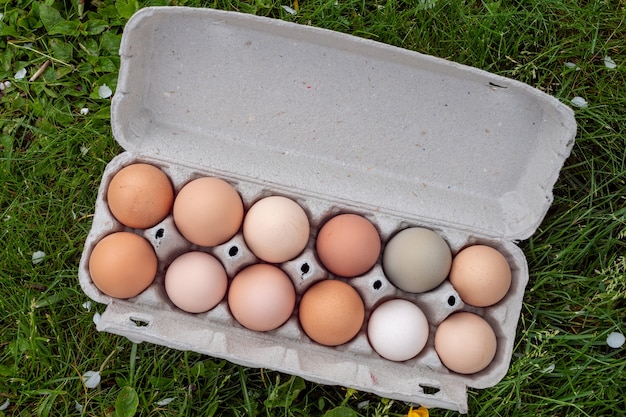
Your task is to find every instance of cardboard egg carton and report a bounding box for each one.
[78,7,576,413]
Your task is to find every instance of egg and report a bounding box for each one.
[434,312,497,374]
[316,214,381,277]
[298,279,365,346]
[228,264,296,331]
[383,227,452,293]
[367,299,429,361]
[243,196,310,263]
[89,232,157,299]
[164,251,228,313]
[106,163,174,229]
[449,245,512,307]
[173,177,244,247]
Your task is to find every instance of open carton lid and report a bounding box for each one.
[112,7,576,241]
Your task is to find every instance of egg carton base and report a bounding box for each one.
[97,300,470,413]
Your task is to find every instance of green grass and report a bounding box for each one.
[1,0,625,415]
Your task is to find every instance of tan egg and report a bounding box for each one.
[228,264,296,331]
[173,177,244,247]
[298,279,365,346]
[316,214,381,277]
[434,312,497,374]
[164,251,227,313]
[106,163,174,229]
[243,196,310,263]
[449,245,512,307]
[88,232,157,299]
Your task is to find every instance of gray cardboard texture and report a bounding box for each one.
[78,7,577,414]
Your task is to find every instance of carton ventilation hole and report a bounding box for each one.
[373,280,382,290]
[447,295,456,307]
[130,317,150,328]
[155,228,164,239]
[228,246,239,257]
[300,263,310,274]
[420,384,440,395]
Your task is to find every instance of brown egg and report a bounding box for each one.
[106,163,174,229]
[316,214,381,277]
[228,264,296,332]
[449,245,512,307]
[88,232,158,299]
[298,280,365,346]
[434,312,497,374]
[173,177,244,247]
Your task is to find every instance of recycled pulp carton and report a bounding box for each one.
[78,7,577,413]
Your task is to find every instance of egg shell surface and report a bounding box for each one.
[434,312,497,374]
[298,279,365,346]
[173,177,244,247]
[316,214,381,277]
[88,231,158,299]
[243,196,310,263]
[228,264,296,331]
[367,299,430,361]
[106,163,175,229]
[449,245,512,307]
[164,251,228,313]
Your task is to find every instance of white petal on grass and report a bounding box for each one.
[98,84,113,99]
[80,145,90,156]
[32,250,46,264]
[156,397,176,406]
[80,107,89,115]
[3,81,11,89]
[603,56,617,69]
[15,68,27,80]
[541,363,555,373]
[0,399,9,411]
[75,401,83,412]
[607,332,625,348]
[93,312,101,325]
[0,82,5,91]
[82,370,101,388]
[82,301,92,311]
[571,96,588,108]
[0,13,4,21]
[564,62,580,70]
[281,5,297,14]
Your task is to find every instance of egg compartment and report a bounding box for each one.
[80,152,528,412]
[79,6,576,413]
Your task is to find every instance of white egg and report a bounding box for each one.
[367,299,429,361]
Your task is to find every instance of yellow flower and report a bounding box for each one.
[407,406,429,417]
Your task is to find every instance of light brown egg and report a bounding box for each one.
[298,279,365,346]
[449,245,512,307]
[434,312,497,374]
[228,264,296,331]
[106,163,174,229]
[173,177,244,247]
[88,232,158,299]
[316,214,381,277]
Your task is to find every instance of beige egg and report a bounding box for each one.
[449,245,512,307]
[298,279,365,346]
[164,251,227,313]
[434,312,497,374]
[243,196,310,263]
[173,177,244,247]
[228,264,296,331]
[89,232,157,299]
[106,163,174,229]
